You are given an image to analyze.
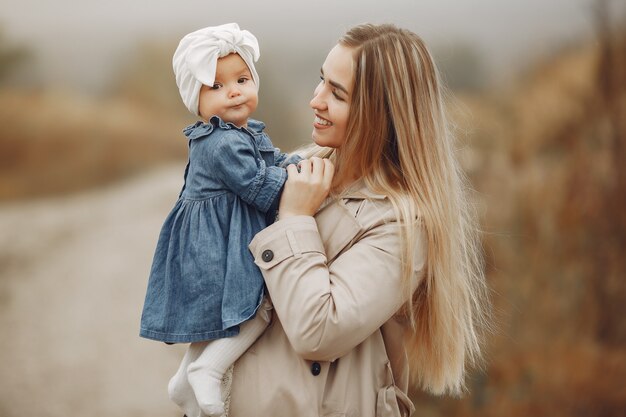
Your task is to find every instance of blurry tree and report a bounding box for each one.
[112,40,189,119]
[589,0,626,346]
[434,42,488,92]
[252,46,327,149]
[406,3,626,414]
[0,27,30,85]
[0,36,190,201]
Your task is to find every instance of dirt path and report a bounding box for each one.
[0,165,189,417]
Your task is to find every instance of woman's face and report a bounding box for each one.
[310,44,355,148]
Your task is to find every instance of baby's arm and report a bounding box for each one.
[210,131,286,213]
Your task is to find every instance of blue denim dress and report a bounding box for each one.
[140,116,300,343]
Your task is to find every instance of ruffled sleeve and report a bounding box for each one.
[183,121,215,139]
[210,130,287,213]
[274,150,302,168]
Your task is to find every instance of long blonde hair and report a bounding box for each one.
[302,23,490,395]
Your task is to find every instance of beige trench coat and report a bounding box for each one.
[229,184,427,417]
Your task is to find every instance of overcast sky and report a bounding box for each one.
[1,0,622,92]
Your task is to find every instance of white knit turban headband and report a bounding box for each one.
[172,23,260,116]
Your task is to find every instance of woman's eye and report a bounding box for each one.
[332,90,344,101]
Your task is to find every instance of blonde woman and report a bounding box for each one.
[223,23,490,417]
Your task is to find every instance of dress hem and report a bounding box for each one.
[139,327,240,344]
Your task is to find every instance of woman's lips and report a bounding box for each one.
[314,115,333,128]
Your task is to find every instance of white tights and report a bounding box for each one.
[168,303,271,417]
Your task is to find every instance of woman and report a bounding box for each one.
[227,23,490,417]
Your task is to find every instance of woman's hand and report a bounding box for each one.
[278,157,334,219]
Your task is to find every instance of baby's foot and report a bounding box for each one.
[168,372,201,417]
[187,364,225,417]
[198,402,225,417]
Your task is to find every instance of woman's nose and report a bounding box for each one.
[310,85,326,110]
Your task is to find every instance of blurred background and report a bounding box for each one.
[0,0,625,416]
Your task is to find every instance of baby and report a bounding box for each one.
[139,23,300,417]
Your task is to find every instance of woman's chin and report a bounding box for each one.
[312,131,338,148]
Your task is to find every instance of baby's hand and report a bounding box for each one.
[278,157,334,219]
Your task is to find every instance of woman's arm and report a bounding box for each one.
[249,158,425,361]
[249,214,426,362]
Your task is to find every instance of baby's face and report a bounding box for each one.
[198,53,258,127]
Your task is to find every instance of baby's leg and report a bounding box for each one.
[187,309,270,417]
[168,342,208,417]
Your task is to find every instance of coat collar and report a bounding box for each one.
[315,179,387,213]
[338,179,388,200]
[314,180,387,262]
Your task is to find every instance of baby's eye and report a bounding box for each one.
[237,77,248,84]
[211,83,222,90]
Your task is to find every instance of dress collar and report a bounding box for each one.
[183,116,267,141]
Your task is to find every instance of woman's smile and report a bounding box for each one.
[314,115,333,127]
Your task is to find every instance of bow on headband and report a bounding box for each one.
[173,23,260,116]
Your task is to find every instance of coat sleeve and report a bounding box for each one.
[248,215,427,362]
[210,131,287,213]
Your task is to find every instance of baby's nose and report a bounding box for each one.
[229,87,241,98]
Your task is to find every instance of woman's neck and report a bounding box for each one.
[332,174,361,194]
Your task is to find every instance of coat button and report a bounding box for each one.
[262,249,274,262]
[311,362,321,376]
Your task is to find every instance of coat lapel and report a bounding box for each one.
[315,200,361,263]
[314,182,388,263]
